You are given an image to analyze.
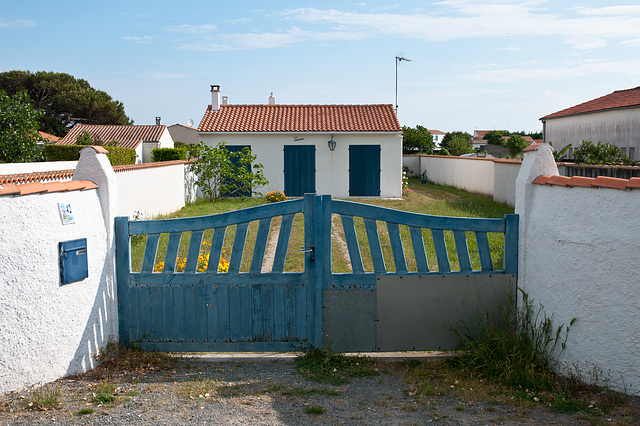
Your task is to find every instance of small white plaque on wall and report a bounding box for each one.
[58,203,75,225]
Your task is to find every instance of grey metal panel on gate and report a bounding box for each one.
[376,274,515,351]
[323,289,376,352]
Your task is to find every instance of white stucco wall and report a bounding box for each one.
[516,145,640,396]
[0,149,118,394]
[493,160,521,207]
[418,156,495,197]
[115,162,190,218]
[544,108,640,161]
[199,132,403,198]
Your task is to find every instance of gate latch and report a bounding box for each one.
[299,246,315,262]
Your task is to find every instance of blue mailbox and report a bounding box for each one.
[59,238,88,285]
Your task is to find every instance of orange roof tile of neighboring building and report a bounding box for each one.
[0,180,98,197]
[59,124,168,150]
[197,104,401,133]
[540,87,640,120]
[428,129,446,135]
[533,175,640,190]
[38,131,60,142]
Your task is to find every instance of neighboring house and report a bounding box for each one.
[472,130,491,151]
[58,123,174,163]
[428,129,446,151]
[168,123,199,145]
[541,87,640,161]
[197,85,403,198]
[38,131,60,143]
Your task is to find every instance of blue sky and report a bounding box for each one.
[3,1,640,134]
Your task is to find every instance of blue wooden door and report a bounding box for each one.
[224,145,251,197]
[284,145,315,197]
[349,145,380,196]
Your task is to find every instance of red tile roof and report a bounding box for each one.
[533,174,640,190]
[428,129,446,135]
[59,124,168,150]
[0,180,97,197]
[38,131,60,142]
[197,104,401,133]
[541,87,640,120]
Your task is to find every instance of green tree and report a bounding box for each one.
[0,90,43,163]
[0,70,132,137]
[447,133,474,156]
[506,134,529,156]
[75,130,93,145]
[402,125,434,154]
[189,141,269,202]
[441,131,472,151]
[572,140,634,165]
[483,130,509,146]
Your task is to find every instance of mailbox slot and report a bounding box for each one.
[59,238,88,285]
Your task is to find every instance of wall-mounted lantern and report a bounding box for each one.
[327,135,337,151]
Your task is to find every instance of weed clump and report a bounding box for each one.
[294,347,379,385]
[450,290,575,392]
[91,341,177,379]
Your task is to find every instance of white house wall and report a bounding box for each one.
[199,133,402,198]
[544,108,640,161]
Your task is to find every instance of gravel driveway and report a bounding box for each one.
[0,354,633,425]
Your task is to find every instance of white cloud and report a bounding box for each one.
[0,18,36,28]
[123,35,154,42]
[575,5,640,16]
[467,58,640,83]
[167,24,218,34]
[620,38,640,47]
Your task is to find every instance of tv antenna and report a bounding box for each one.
[395,55,411,114]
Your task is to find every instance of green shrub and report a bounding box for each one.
[152,147,188,162]
[44,144,136,165]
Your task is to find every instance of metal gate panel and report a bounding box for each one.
[376,274,516,351]
[323,289,376,352]
[349,145,380,196]
[284,145,316,197]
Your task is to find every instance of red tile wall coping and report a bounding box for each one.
[0,180,98,197]
[0,159,192,185]
[534,175,640,190]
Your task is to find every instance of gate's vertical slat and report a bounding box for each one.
[206,285,217,341]
[230,223,249,273]
[303,195,316,346]
[149,285,163,341]
[141,234,160,273]
[453,231,472,272]
[285,284,296,339]
[364,218,386,273]
[431,229,451,272]
[387,223,408,274]
[217,284,230,341]
[252,285,264,341]
[250,218,272,273]
[475,231,494,271]
[409,226,429,272]
[185,230,204,272]
[207,227,226,273]
[161,285,173,341]
[340,215,364,273]
[264,283,275,341]
[273,284,286,341]
[115,217,131,345]
[229,284,241,342]
[240,285,252,341]
[163,232,183,273]
[136,285,152,341]
[272,214,294,273]
[503,214,519,275]
[173,285,186,342]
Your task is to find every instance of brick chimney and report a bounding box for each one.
[211,85,221,111]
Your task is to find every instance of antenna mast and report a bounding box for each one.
[395,55,411,114]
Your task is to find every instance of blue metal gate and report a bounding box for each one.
[116,194,518,352]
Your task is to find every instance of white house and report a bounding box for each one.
[197,85,403,198]
[541,86,640,161]
[59,122,174,163]
[429,129,446,151]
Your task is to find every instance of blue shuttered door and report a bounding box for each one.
[224,145,251,197]
[284,145,316,197]
[349,145,381,196]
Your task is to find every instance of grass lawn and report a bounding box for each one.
[130,178,514,274]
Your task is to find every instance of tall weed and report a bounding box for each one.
[451,290,575,391]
